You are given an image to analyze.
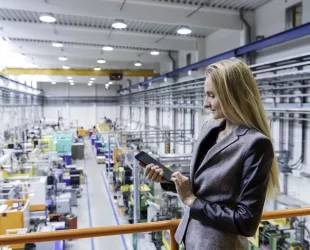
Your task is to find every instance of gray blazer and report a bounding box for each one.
[162,119,274,250]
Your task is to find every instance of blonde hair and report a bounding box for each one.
[206,58,280,199]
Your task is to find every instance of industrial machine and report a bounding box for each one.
[248,218,310,250]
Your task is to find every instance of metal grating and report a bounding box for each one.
[8,38,177,52]
[0,9,214,37]
[151,0,272,11]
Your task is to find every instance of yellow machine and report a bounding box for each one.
[0,199,30,235]
[77,128,89,136]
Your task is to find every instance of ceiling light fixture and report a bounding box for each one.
[177,26,192,35]
[67,76,72,80]
[94,68,101,71]
[89,81,93,84]
[62,65,70,69]
[150,50,160,56]
[109,81,113,85]
[39,14,56,23]
[51,81,56,85]
[90,78,95,81]
[52,42,63,48]
[88,83,92,86]
[102,46,114,51]
[70,82,74,85]
[97,59,106,64]
[112,19,127,29]
[134,61,142,67]
[58,56,68,61]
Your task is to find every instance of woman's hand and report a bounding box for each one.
[138,162,170,183]
[171,172,197,207]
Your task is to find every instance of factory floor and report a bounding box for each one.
[64,140,133,250]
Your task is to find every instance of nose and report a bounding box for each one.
[204,97,211,109]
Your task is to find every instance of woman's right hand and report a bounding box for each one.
[138,162,170,183]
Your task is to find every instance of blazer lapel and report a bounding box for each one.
[190,119,224,187]
[194,124,249,179]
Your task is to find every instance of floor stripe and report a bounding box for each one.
[91,144,128,250]
[100,171,128,250]
[84,156,95,250]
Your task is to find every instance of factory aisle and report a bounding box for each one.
[66,140,132,250]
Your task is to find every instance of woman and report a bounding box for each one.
[140,59,280,250]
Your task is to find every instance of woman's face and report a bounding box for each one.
[204,77,225,120]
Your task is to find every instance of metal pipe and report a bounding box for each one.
[168,51,176,71]
[239,8,252,64]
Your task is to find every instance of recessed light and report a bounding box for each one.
[134,61,142,67]
[51,81,56,84]
[109,81,113,85]
[69,79,74,82]
[97,59,106,64]
[150,50,160,56]
[52,42,63,48]
[89,81,93,84]
[88,83,92,86]
[102,46,114,51]
[62,65,70,69]
[58,56,68,61]
[39,14,56,23]
[177,26,192,35]
[112,19,127,29]
[94,68,101,71]
[70,82,74,85]
[67,76,72,80]
[90,78,95,80]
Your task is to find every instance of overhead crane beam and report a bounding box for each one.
[0,68,159,77]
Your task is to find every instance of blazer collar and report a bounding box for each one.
[191,119,249,183]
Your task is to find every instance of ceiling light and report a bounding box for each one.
[109,81,113,85]
[58,56,68,61]
[51,81,56,85]
[89,81,93,84]
[97,59,106,64]
[62,65,70,69]
[102,46,114,51]
[90,78,95,80]
[69,79,74,82]
[134,61,142,67]
[150,50,160,56]
[177,26,192,35]
[88,83,92,86]
[67,76,72,80]
[94,68,101,71]
[70,82,74,85]
[112,19,127,29]
[52,42,63,48]
[39,14,56,23]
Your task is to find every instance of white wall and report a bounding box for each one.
[39,82,119,129]
[205,29,242,58]
[254,0,310,63]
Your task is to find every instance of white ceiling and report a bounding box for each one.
[0,0,271,84]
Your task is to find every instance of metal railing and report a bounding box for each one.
[0,207,310,249]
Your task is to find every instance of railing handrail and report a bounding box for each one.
[0,207,310,246]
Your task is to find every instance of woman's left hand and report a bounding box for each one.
[171,172,197,207]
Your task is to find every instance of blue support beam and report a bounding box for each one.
[121,22,310,92]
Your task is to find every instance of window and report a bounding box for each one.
[286,3,302,29]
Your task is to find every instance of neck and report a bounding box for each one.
[224,119,237,133]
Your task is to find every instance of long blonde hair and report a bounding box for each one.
[206,58,280,199]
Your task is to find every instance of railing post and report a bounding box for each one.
[170,228,179,250]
